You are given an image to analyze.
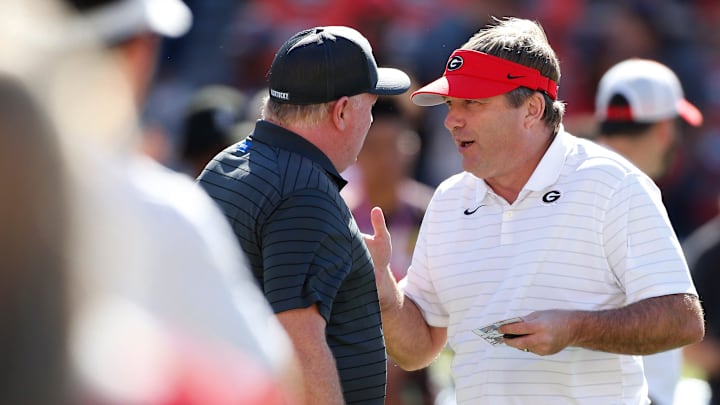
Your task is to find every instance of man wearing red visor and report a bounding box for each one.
[364,17,704,404]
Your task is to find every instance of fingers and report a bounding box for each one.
[500,327,532,352]
[499,311,570,356]
[498,318,529,336]
[502,333,528,339]
[503,334,531,349]
[498,316,534,352]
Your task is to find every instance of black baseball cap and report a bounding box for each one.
[180,85,246,160]
[268,26,411,105]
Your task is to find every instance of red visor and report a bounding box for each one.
[412,49,558,106]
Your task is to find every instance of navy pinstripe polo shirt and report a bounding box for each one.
[197,120,386,404]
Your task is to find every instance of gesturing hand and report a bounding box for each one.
[361,206,392,271]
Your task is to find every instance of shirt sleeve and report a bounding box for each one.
[403,197,450,327]
[260,188,351,322]
[603,173,697,304]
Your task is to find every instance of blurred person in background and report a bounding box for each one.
[343,97,433,282]
[0,74,70,405]
[564,1,714,241]
[197,25,411,404]
[683,195,720,405]
[342,96,436,405]
[0,0,302,403]
[177,85,246,177]
[594,58,703,180]
[594,58,704,405]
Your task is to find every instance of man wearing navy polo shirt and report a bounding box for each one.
[198,26,410,404]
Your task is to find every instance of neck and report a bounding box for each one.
[266,117,346,172]
[487,129,556,204]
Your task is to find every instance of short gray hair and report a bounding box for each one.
[462,17,565,134]
[261,94,364,129]
[261,96,334,128]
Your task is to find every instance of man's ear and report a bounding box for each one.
[332,96,350,131]
[524,92,545,129]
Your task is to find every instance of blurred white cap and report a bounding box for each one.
[595,58,703,126]
[76,0,192,43]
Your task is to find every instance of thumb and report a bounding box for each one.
[362,206,392,270]
[369,206,390,241]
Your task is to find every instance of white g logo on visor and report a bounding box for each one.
[447,55,463,71]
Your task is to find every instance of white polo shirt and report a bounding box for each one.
[403,129,696,405]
